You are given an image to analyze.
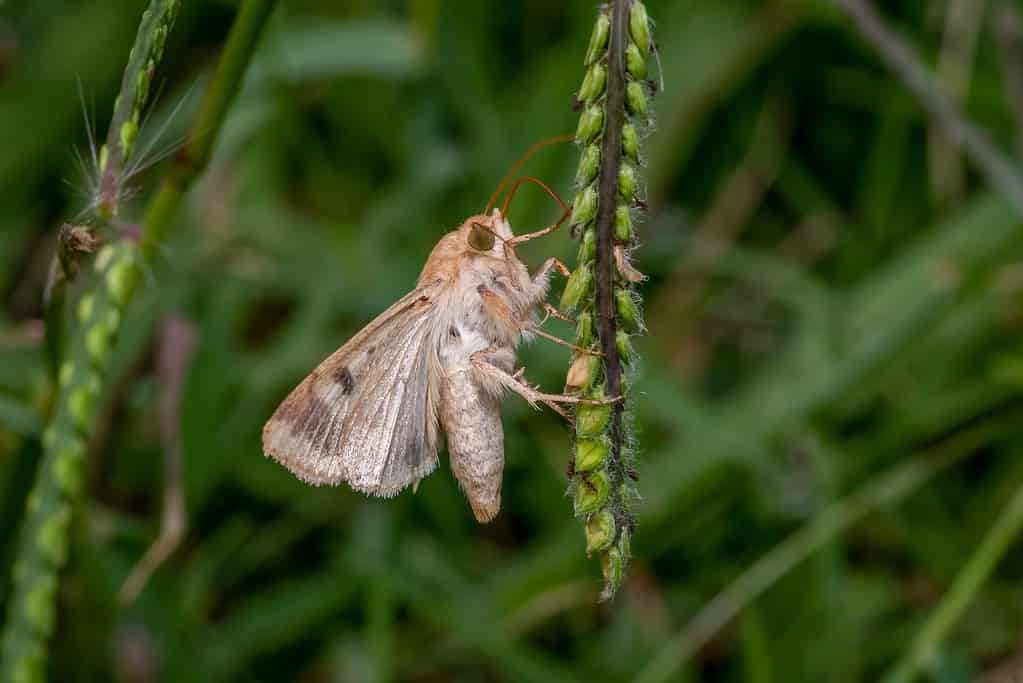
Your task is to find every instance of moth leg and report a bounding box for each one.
[470,350,615,419]
[539,302,573,325]
[532,303,599,356]
[523,257,572,311]
[530,327,601,356]
[509,220,568,246]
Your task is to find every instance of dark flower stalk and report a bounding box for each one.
[563,0,655,600]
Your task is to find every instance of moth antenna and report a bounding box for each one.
[484,134,574,215]
[500,175,570,220]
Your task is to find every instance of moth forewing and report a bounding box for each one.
[262,284,442,495]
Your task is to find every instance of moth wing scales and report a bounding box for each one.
[263,283,442,495]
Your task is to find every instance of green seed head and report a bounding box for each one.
[561,263,593,311]
[626,42,648,80]
[570,185,599,229]
[576,401,611,438]
[618,163,638,202]
[585,510,616,555]
[105,256,136,306]
[576,310,594,347]
[578,227,597,263]
[584,12,611,65]
[23,576,58,638]
[616,287,642,333]
[53,442,85,496]
[615,204,634,243]
[626,81,648,118]
[36,503,71,566]
[575,438,609,474]
[77,294,95,325]
[68,377,99,432]
[119,119,139,159]
[616,330,635,365]
[575,104,605,144]
[576,144,601,187]
[601,538,628,595]
[574,469,611,516]
[622,123,640,162]
[579,62,607,104]
[629,1,651,55]
[85,324,111,363]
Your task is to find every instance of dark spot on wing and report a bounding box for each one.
[449,326,460,338]
[417,295,430,303]
[335,366,355,395]
[403,437,423,472]
[366,346,376,356]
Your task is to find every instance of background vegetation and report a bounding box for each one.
[2,0,1023,680]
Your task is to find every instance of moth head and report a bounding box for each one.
[464,210,514,254]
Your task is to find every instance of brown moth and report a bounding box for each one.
[263,179,593,522]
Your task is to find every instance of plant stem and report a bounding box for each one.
[881,476,1023,683]
[595,0,628,493]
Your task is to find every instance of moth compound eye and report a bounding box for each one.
[468,222,496,251]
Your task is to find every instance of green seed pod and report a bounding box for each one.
[53,443,84,497]
[578,226,596,263]
[98,144,110,174]
[618,163,637,202]
[585,510,616,554]
[622,122,640,162]
[617,330,635,365]
[574,469,611,516]
[576,144,600,186]
[579,62,607,104]
[77,294,95,325]
[601,536,629,593]
[575,104,604,144]
[626,81,648,118]
[575,438,609,473]
[585,12,611,65]
[119,118,139,158]
[630,1,651,55]
[615,205,634,243]
[58,362,73,388]
[616,287,642,333]
[36,503,71,566]
[561,263,593,311]
[106,257,136,306]
[69,386,96,432]
[577,401,611,438]
[570,185,598,228]
[85,324,110,364]
[625,42,647,80]
[576,310,594,347]
[23,576,58,637]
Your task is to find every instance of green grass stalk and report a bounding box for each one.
[0,1,278,678]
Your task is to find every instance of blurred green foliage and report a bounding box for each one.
[3,0,1023,681]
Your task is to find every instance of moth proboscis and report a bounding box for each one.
[263,151,613,523]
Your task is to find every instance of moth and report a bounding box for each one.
[263,174,598,522]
